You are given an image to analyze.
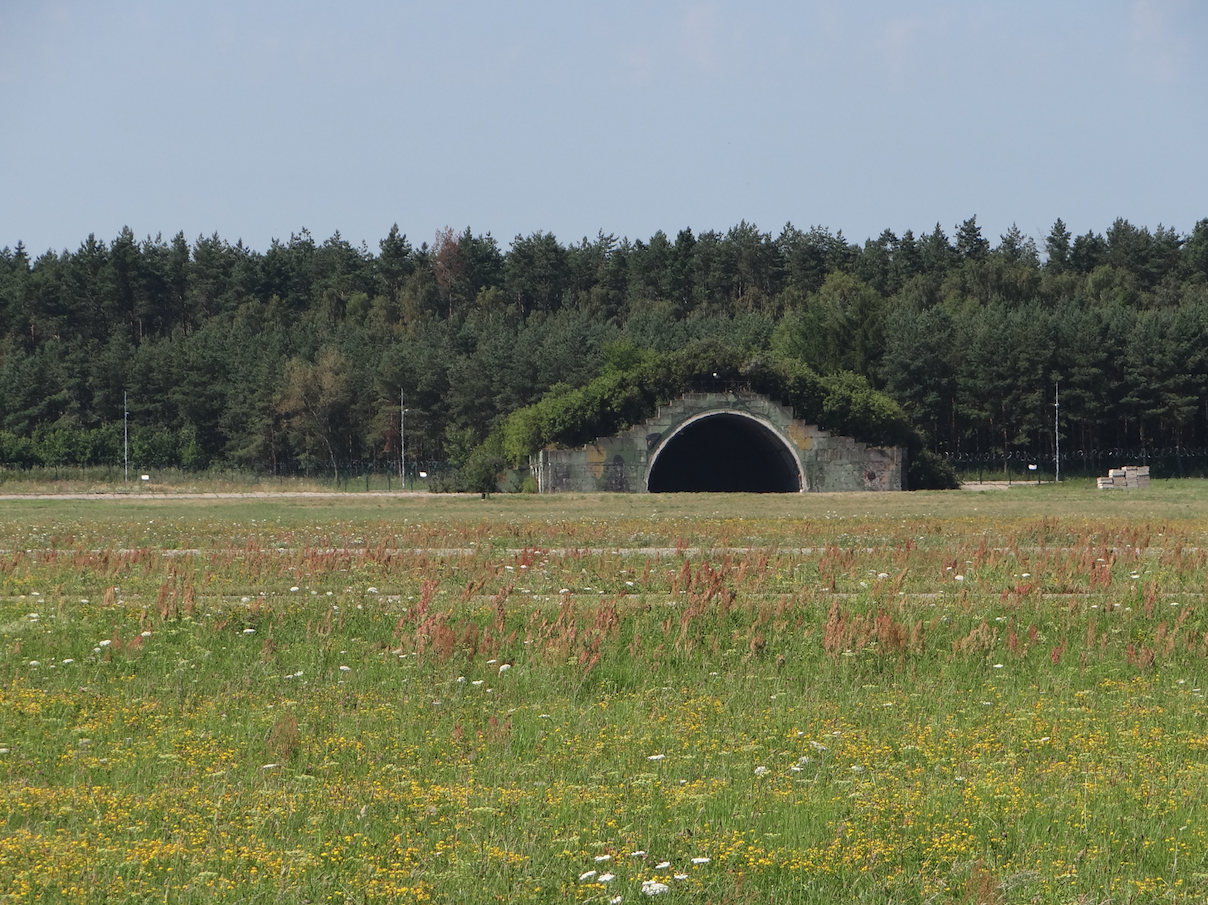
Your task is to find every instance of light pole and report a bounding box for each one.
[400,389,408,489]
[1054,382,1060,483]
[124,391,129,483]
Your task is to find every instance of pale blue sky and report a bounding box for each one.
[3,1,1206,255]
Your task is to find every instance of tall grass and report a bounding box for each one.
[2,503,1208,902]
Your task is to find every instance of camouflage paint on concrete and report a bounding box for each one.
[531,391,904,493]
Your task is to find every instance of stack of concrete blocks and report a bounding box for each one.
[1097,465,1150,490]
[531,391,904,493]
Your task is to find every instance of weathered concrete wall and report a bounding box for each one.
[531,392,904,493]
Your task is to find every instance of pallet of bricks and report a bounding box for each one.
[1097,465,1150,490]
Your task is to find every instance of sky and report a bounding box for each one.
[2,0,1207,256]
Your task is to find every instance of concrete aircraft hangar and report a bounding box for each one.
[530,391,903,493]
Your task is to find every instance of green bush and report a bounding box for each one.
[131,427,180,468]
[461,448,506,496]
[0,431,37,467]
[906,448,960,490]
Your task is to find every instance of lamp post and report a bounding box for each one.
[1054,382,1060,483]
[124,391,129,483]
[400,389,409,490]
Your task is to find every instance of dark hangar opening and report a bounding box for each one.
[647,414,802,493]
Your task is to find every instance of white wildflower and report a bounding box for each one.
[98,639,112,647]
[599,873,615,882]
[691,857,710,864]
[655,861,670,869]
[243,628,256,634]
[754,765,769,775]
[339,665,351,672]
[641,880,670,896]
[498,664,511,673]
[648,753,665,761]
[579,870,597,882]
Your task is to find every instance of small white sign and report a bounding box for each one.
[140,474,150,481]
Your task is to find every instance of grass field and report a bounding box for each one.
[3,484,1208,903]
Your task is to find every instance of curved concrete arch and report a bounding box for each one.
[645,410,805,493]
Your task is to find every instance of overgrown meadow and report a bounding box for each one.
[3,492,1208,903]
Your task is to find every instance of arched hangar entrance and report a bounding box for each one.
[646,412,804,493]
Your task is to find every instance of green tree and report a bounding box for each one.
[771,272,884,379]
[996,224,1038,265]
[918,224,954,276]
[376,225,414,302]
[955,216,989,261]
[275,347,354,478]
[1069,231,1107,273]
[881,306,957,451]
[1044,218,1071,272]
[505,232,569,315]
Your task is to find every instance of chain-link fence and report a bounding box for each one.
[0,459,465,492]
[945,448,1208,482]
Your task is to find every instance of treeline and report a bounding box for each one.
[1,216,1206,477]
